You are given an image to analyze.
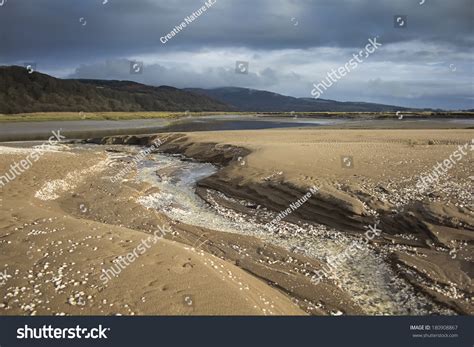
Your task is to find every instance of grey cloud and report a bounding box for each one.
[0,0,472,109]
[1,0,472,62]
[69,58,302,91]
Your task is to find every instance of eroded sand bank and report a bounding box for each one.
[91,128,473,314]
[1,128,473,315]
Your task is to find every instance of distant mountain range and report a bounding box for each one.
[185,87,414,112]
[1,66,420,114]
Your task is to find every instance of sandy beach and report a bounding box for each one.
[0,127,472,315]
[0,145,305,315]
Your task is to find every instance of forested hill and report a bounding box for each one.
[0,66,232,114]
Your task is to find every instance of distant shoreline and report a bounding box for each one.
[0,111,473,123]
[0,114,472,143]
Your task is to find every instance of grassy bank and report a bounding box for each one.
[0,111,222,123]
[0,111,472,123]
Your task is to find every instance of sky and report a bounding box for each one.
[0,0,472,109]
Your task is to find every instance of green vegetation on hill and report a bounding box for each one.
[0,66,232,114]
[2,66,469,122]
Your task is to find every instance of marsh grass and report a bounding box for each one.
[0,112,229,123]
[0,111,471,123]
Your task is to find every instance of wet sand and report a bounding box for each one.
[1,127,473,315]
[0,146,305,315]
[0,115,472,142]
[93,128,473,314]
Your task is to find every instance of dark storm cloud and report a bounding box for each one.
[1,0,472,62]
[0,0,472,109]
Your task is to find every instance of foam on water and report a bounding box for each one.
[134,153,454,315]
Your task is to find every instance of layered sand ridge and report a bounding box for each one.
[92,128,473,314]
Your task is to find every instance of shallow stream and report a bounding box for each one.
[130,152,453,315]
